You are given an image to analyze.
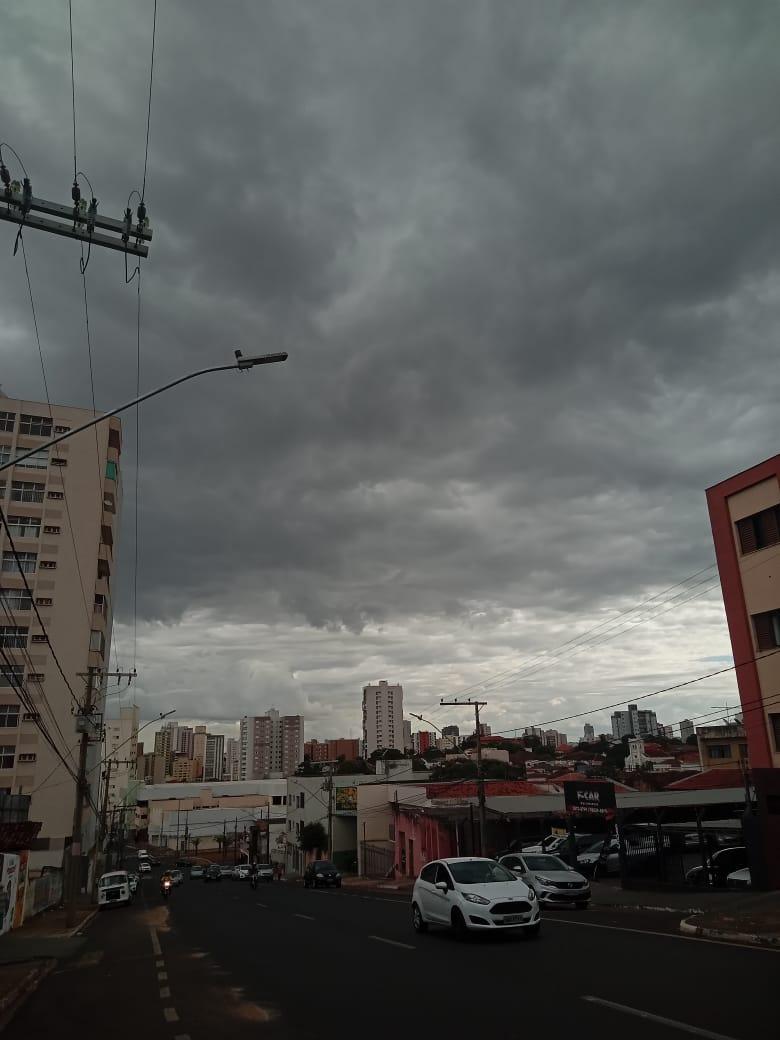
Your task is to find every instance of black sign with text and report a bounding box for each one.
[563,780,616,816]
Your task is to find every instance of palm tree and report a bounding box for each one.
[214,834,228,862]
[192,836,201,857]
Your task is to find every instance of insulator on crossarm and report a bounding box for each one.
[87,197,98,233]
[0,162,10,193]
[71,180,81,205]
[122,207,132,244]
[22,177,32,213]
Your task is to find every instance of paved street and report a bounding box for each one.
[6,874,777,1040]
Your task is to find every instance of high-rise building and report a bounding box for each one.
[225,736,240,780]
[442,725,459,738]
[413,730,435,754]
[240,710,304,779]
[679,719,695,742]
[204,733,225,781]
[193,725,207,773]
[0,393,121,873]
[104,705,140,813]
[475,723,492,738]
[176,725,194,759]
[402,719,413,752]
[611,704,658,740]
[544,729,567,748]
[154,721,177,759]
[583,723,595,742]
[361,680,403,757]
[171,756,202,783]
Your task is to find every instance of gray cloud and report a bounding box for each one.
[2,1,779,740]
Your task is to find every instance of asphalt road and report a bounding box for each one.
[6,873,777,1040]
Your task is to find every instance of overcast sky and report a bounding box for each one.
[3,1,779,748]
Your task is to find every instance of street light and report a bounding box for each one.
[0,351,288,474]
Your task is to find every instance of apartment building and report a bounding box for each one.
[707,455,780,768]
[361,681,403,757]
[611,704,659,739]
[0,393,121,872]
[204,733,224,782]
[104,705,139,813]
[225,736,240,780]
[192,724,207,774]
[696,723,748,770]
[240,710,304,779]
[303,737,360,763]
[176,725,194,760]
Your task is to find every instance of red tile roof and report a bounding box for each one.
[426,780,548,799]
[666,768,745,791]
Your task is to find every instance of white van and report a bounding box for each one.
[98,870,133,909]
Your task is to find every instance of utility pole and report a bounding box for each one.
[222,820,227,863]
[440,698,488,856]
[67,668,136,927]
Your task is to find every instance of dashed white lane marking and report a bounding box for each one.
[155,959,164,968]
[256,902,268,908]
[149,928,162,957]
[294,913,315,920]
[582,996,738,1040]
[163,1008,179,1023]
[159,987,171,999]
[368,935,415,950]
[157,971,168,981]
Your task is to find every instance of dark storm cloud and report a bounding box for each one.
[2,1,780,731]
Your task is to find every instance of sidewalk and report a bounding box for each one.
[680,890,780,946]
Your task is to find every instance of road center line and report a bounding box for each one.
[582,995,738,1040]
[157,971,168,981]
[256,903,267,908]
[159,986,171,999]
[368,935,415,950]
[149,928,162,957]
[294,913,315,920]
[546,916,780,952]
[155,959,164,968]
[163,1008,179,1023]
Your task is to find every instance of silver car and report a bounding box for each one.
[499,853,591,909]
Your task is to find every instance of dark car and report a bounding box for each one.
[685,846,748,887]
[303,861,342,889]
[204,863,223,882]
[190,865,205,880]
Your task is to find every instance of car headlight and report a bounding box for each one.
[335,873,341,878]
[535,876,555,885]
[462,893,491,905]
[527,888,537,899]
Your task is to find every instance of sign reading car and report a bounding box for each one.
[563,780,616,817]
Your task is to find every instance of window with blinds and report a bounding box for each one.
[752,609,780,651]
[736,506,780,554]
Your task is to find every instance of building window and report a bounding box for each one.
[3,550,38,572]
[736,506,780,554]
[108,428,121,450]
[31,634,47,644]
[0,665,23,688]
[0,412,15,433]
[90,630,105,654]
[0,626,28,648]
[6,516,41,539]
[43,525,60,535]
[0,746,14,770]
[51,457,67,468]
[103,491,115,513]
[15,448,49,470]
[18,752,36,763]
[19,414,53,438]
[53,425,70,434]
[27,673,44,682]
[36,597,52,607]
[752,610,780,651]
[39,560,57,570]
[0,445,10,467]
[0,705,20,728]
[11,481,45,503]
[707,744,732,759]
[94,594,106,616]
[22,712,39,722]
[47,491,64,500]
[105,460,118,481]
[0,589,32,612]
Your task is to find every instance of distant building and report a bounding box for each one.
[225,737,240,780]
[696,723,748,770]
[442,725,459,739]
[361,681,404,757]
[583,723,595,742]
[176,725,195,759]
[403,719,413,752]
[104,706,140,812]
[204,734,225,782]
[476,723,492,738]
[611,704,659,739]
[544,730,567,748]
[413,731,435,754]
[192,725,208,773]
[303,738,360,763]
[171,756,202,783]
[524,726,545,740]
[240,710,304,779]
[659,725,674,739]
[679,719,695,742]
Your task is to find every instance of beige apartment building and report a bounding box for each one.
[361,680,404,757]
[104,704,140,812]
[0,393,121,873]
[240,709,304,779]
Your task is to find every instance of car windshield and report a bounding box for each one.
[448,861,515,884]
[522,855,568,872]
[314,862,336,872]
[258,864,271,870]
[99,874,127,887]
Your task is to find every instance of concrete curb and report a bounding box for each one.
[679,915,780,947]
[0,959,56,1032]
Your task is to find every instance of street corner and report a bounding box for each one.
[680,911,780,948]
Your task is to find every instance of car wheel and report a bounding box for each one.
[525,922,541,938]
[412,903,428,933]
[451,908,468,941]
[575,901,588,911]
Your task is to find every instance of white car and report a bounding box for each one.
[412,857,540,938]
[138,860,152,874]
[98,870,133,909]
[499,853,591,908]
[726,867,751,889]
[233,866,250,880]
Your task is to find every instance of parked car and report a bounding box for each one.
[685,846,748,887]
[127,873,139,894]
[170,869,184,887]
[256,863,274,883]
[190,865,205,880]
[412,857,540,938]
[233,866,250,880]
[303,861,342,888]
[727,867,752,889]
[204,864,223,882]
[138,860,152,874]
[522,834,597,862]
[98,870,133,909]
[499,853,591,909]
[220,865,235,879]
[577,837,621,877]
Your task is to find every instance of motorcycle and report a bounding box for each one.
[250,874,258,890]
[161,878,172,901]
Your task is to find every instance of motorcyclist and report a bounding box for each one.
[160,870,173,899]
[249,861,258,889]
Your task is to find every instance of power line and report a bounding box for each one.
[141,0,157,202]
[67,0,77,181]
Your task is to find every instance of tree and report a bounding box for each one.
[422,746,444,762]
[191,836,201,855]
[336,758,370,775]
[369,747,403,761]
[299,821,328,854]
[686,734,698,746]
[213,834,229,861]
[296,757,324,776]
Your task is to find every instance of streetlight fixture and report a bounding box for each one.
[0,351,288,475]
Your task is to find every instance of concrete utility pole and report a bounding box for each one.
[66,667,136,928]
[440,698,488,856]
